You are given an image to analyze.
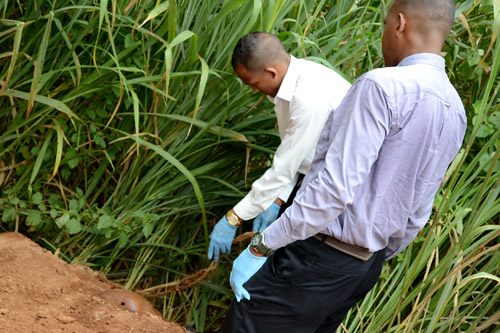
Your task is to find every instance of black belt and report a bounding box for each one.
[313,234,373,261]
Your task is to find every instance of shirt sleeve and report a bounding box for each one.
[233,98,331,221]
[277,173,300,202]
[263,79,392,249]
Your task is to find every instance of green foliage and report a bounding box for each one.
[0,0,499,332]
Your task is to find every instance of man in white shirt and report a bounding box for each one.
[207,32,351,262]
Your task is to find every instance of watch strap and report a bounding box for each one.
[252,231,275,257]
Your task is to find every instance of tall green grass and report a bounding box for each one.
[0,0,498,331]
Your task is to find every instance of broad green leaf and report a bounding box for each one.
[132,210,146,220]
[2,207,16,222]
[94,133,106,148]
[26,211,42,226]
[118,231,129,248]
[48,195,59,206]
[66,149,79,169]
[56,212,70,228]
[489,111,500,128]
[467,48,480,66]
[66,218,82,234]
[69,199,79,211]
[143,222,153,238]
[98,215,113,229]
[477,124,494,138]
[32,192,43,205]
[104,229,113,238]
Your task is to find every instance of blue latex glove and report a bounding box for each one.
[230,245,268,302]
[253,202,281,231]
[208,216,238,262]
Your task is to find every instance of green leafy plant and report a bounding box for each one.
[1,0,498,331]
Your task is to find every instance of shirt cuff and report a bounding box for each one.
[233,198,267,221]
[262,216,295,250]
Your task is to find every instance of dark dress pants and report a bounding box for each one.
[219,237,386,333]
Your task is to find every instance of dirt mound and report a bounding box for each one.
[0,232,187,333]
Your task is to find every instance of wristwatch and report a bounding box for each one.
[250,231,275,257]
[226,209,242,227]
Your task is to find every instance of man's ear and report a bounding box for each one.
[397,13,406,35]
[264,66,278,79]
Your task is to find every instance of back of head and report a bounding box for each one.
[393,0,456,43]
[231,32,289,73]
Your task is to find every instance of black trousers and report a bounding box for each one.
[219,237,386,333]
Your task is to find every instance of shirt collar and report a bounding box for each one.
[397,53,445,70]
[274,55,298,102]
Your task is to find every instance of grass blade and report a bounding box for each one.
[28,11,53,118]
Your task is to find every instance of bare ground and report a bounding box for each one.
[0,232,187,333]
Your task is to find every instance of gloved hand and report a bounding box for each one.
[230,246,267,302]
[253,203,280,231]
[208,216,238,262]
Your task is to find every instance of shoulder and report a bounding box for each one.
[355,64,465,118]
[358,67,402,88]
[361,64,461,107]
[294,58,349,84]
[291,59,351,99]
[357,65,433,98]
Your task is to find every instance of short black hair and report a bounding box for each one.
[231,32,288,72]
[394,0,456,36]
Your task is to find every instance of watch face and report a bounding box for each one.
[251,232,262,247]
[227,215,238,226]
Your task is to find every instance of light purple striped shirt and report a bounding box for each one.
[263,53,467,259]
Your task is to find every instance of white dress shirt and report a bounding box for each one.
[233,56,351,220]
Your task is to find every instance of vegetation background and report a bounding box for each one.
[0,0,499,331]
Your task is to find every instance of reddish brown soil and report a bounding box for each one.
[0,232,187,333]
